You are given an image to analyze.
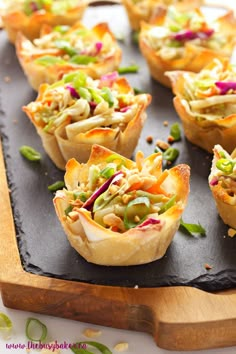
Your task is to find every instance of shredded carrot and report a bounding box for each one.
[146,170,169,195]
[126,181,143,192]
[135,151,144,171]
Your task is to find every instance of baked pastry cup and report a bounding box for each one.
[2,0,88,44]
[209,144,236,229]
[122,0,203,31]
[139,6,236,87]
[166,58,236,153]
[53,144,190,266]
[23,71,151,170]
[16,21,122,91]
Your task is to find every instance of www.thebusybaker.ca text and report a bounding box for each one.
[6,341,87,351]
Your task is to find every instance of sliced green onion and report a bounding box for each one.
[73,191,87,202]
[154,146,163,154]
[133,87,144,95]
[78,87,92,101]
[34,56,66,66]
[65,205,73,216]
[69,55,97,65]
[19,145,41,162]
[159,195,176,214]
[180,219,206,236]
[53,25,70,34]
[25,317,47,342]
[54,40,77,56]
[106,154,126,167]
[48,181,65,192]
[216,158,235,174]
[71,341,112,354]
[89,88,104,104]
[118,64,139,74]
[100,87,115,107]
[132,31,139,44]
[93,190,114,213]
[0,313,12,333]
[124,196,150,229]
[163,147,179,162]
[100,167,115,179]
[170,123,181,141]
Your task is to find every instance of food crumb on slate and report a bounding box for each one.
[83,328,102,338]
[146,135,153,144]
[204,263,212,270]
[228,228,236,238]
[114,342,129,352]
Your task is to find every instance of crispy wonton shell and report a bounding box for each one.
[139,9,236,87]
[53,144,190,266]
[209,145,236,228]
[16,22,122,90]
[167,70,236,153]
[23,83,151,170]
[2,1,88,44]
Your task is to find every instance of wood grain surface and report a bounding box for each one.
[1,142,236,351]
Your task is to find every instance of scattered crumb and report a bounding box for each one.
[228,228,236,238]
[223,235,226,238]
[167,135,175,144]
[163,120,169,126]
[204,263,212,270]
[156,139,170,150]
[146,135,153,144]
[166,161,172,165]
[4,76,11,83]
[134,285,139,289]
[83,328,102,338]
[114,342,129,352]
[12,119,18,124]
[45,172,48,176]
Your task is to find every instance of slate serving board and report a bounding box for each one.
[0,4,236,292]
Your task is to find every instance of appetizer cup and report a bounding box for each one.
[53,144,190,266]
[209,145,236,229]
[122,0,203,31]
[167,58,236,153]
[2,0,88,44]
[139,6,236,87]
[16,21,122,91]
[23,71,151,170]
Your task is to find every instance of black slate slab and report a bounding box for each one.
[0,5,236,292]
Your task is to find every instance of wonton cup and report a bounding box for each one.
[16,22,122,91]
[122,0,203,31]
[23,71,151,170]
[139,7,236,87]
[167,58,236,153]
[53,144,190,266]
[209,145,236,229]
[2,0,88,44]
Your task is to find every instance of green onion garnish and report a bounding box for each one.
[65,205,73,216]
[19,145,41,162]
[124,196,150,229]
[100,87,115,107]
[69,55,97,65]
[71,341,112,354]
[0,313,12,334]
[132,31,139,44]
[180,219,206,236]
[53,25,70,34]
[54,40,77,56]
[48,181,65,192]
[163,147,179,162]
[100,167,115,179]
[216,158,235,174]
[106,154,127,167]
[78,87,92,101]
[133,87,144,95]
[25,317,47,342]
[159,195,176,214]
[34,56,66,66]
[170,122,181,141]
[118,64,139,74]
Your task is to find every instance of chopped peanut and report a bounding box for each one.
[163,120,169,126]
[122,194,133,204]
[68,211,79,221]
[146,135,153,144]
[83,328,102,338]
[204,263,212,270]
[114,342,129,352]
[167,135,175,144]
[228,228,236,238]
[134,215,140,223]
[109,184,119,195]
[103,213,125,232]
[156,139,170,150]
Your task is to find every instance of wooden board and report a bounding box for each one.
[1,142,236,352]
[1,1,236,351]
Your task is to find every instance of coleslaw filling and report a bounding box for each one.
[210,145,236,199]
[63,153,176,232]
[143,7,226,61]
[24,71,145,135]
[180,59,236,121]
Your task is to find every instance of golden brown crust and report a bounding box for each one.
[53,145,190,265]
[139,9,236,87]
[2,1,88,44]
[16,22,122,90]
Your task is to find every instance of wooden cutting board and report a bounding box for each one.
[1,142,236,352]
